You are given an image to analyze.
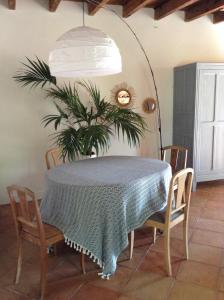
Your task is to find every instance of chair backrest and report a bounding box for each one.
[45,148,63,170]
[165,168,194,224]
[7,185,45,241]
[162,145,188,174]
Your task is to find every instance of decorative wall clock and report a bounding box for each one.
[143,98,157,113]
[111,82,136,108]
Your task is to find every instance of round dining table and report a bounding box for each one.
[40,156,172,278]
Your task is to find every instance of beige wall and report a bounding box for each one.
[0,0,224,204]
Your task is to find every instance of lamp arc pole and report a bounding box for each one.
[85,0,163,159]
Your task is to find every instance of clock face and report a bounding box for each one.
[111,83,136,108]
[116,89,132,106]
[143,98,157,113]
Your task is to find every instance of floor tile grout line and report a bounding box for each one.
[68,281,87,300]
[175,278,220,293]
[175,277,219,292]
[216,290,221,300]
[128,241,154,277]
[195,215,224,223]
[165,278,176,300]
[5,285,33,300]
[148,235,224,269]
[191,225,224,235]
[190,234,224,249]
[150,246,223,270]
[216,266,222,293]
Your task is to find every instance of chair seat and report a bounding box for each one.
[43,223,63,239]
[22,221,63,245]
[148,208,183,224]
[44,224,64,245]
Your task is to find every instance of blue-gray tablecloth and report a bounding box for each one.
[40,156,172,278]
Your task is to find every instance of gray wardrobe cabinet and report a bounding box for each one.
[173,63,224,189]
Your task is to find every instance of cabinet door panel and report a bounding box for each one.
[215,72,224,121]
[198,125,214,173]
[199,71,216,122]
[174,69,185,113]
[213,126,224,170]
[185,68,196,113]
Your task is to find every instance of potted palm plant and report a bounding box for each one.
[14,57,146,161]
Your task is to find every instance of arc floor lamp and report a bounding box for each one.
[48,0,163,158]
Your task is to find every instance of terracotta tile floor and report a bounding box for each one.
[1,181,224,299]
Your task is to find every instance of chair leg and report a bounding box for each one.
[164,229,172,276]
[53,244,57,256]
[129,231,134,260]
[80,251,86,274]
[40,247,48,300]
[15,237,22,284]
[153,227,157,244]
[183,220,189,260]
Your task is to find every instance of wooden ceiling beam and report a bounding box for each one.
[213,10,224,23]
[185,0,224,22]
[8,0,16,9]
[155,0,198,20]
[123,0,156,18]
[49,0,61,12]
[88,0,111,16]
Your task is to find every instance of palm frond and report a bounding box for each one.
[105,107,146,147]
[46,83,76,103]
[13,57,56,88]
[78,81,112,120]
[14,57,147,160]
[78,125,112,156]
[42,102,68,130]
[78,81,101,108]
[46,84,89,124]
[55,127,81,161]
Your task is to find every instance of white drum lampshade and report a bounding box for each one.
[49,26,122,78]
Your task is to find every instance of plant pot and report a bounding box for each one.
[80,152,96,160]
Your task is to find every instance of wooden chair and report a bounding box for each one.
[7,185,85,300]
[162,145,188,174]
[130,168,194,276]
[45,148,63,170]
[129,231,134,260]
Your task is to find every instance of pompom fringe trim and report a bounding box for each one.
[64,235,111,279]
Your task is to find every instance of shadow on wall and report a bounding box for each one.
[0,0,50,10]
[0,0,8,8]
[138,111,160,159]
[0,137,48,203]
[32,0,48,10]
[139,133,160,158]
